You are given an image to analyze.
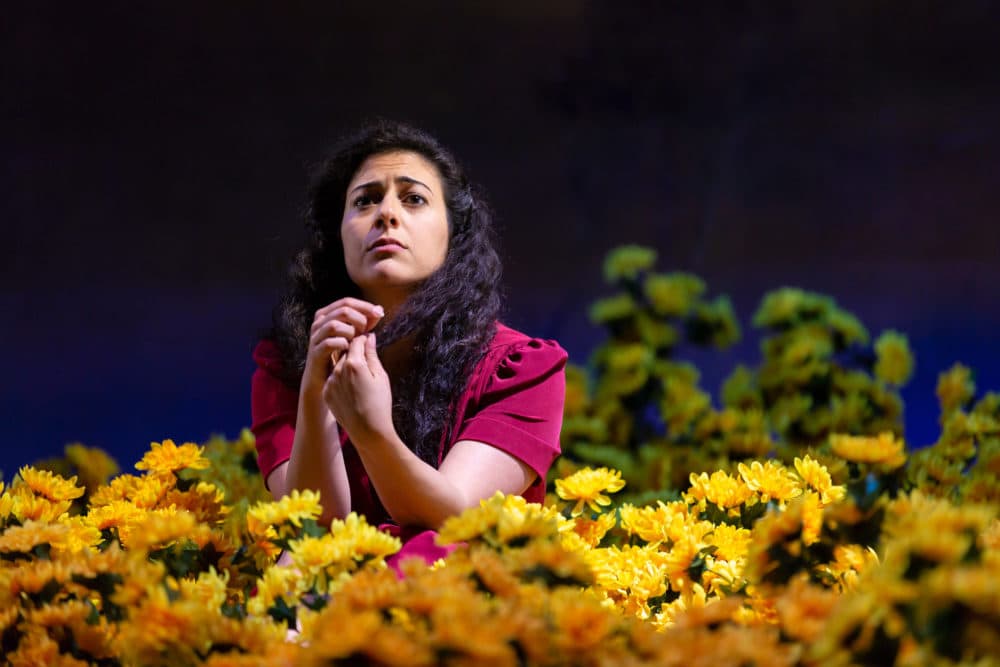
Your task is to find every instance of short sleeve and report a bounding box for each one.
[454,338,568,490]
[250,340,297,486]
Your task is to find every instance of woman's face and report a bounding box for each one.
[341,150,450,308]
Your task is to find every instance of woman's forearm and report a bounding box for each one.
[351,431,468,529]
[278,393,351,524]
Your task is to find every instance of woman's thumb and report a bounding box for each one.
[365,333,382,370]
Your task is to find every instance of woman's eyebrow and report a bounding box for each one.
[349,176,432,195]
[396,176,432,192]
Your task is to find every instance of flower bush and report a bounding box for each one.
[2,245,997,665]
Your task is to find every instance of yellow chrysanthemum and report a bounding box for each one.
[736,461,802,503]
[653,583,709,628]
[793,456,846,506]
[0,520,68,556]
[135,439,210,474]
[175,569,229,610]
[753,288,830,329]
[1,487,72,523]
[85,499,146,533]
[936,363,976,414]
[64,443,120,490]
[589,293,638,324]
[328,512,401,562]
[602,244,657,283]
[829,431,907,468]
[59,520,103,556]
[247,565,300,617]
[246,488,323,537]
[705,523,753,562]
[555,467,626,516]
[685,470,754,510]
[587,544,670,619]
[643,272,705,317]
[571,511,618,548]
[17,466,85,502]
[437,492,566,546]
[162,481,229,524]
[799,492,823,546]
[124,508,208,552]
[874,330,914,386]
[815,544,879,592]
[619,500,694,544]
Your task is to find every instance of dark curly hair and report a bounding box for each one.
[267,119,504,467]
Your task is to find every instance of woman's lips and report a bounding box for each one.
[368,241,406,254]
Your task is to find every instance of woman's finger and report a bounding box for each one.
[315,298,384,327]
[310,308,363,338]
[344,334,372,377]
[309,320,355,350]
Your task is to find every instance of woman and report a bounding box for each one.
[250,120,567,567]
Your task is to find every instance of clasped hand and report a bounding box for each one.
[303,298,395,446]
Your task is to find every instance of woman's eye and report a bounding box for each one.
[404,193,426,205]
[353,194,377,208]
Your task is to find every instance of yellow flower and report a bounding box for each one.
[135,439,210,474]
[816,544,878,592]
[64,443,120,491]
[85,499,145,533]
[643,272,705,317]
[685,470,754,511]
[587,544,670,619]
[874,330,914,386]
[774,575,840,642]
[328,512,401,563]
[827,308,870,347]
[247,565,299,617]
[555,467,626,516]
[705,523,752,562]
[175,569,229,610]
[124,508,207,552]
[0,520,68,556]
[17,466,85,502]
[690,296,741,349]
[162,482,229,525]
[936,363,976,414]
[619,500,693,544]
[829,431,907,468]
[799,492,823,546]
[793,455,846,506]
[2,487,72,523]
[738,461,803,506]
[779,330,833,366]
[437,492,566,546]
[753,288,831,329]
[53,516,103,555]
[246,488,322,537]
[571,512,618,548]
[602,244,657,283]
[653,583,709,627]
[588,292,637,324]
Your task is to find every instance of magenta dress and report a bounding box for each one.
[250,322,567,570]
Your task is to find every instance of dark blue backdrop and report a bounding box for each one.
[4,3,998,476]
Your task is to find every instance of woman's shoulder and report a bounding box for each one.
[488,322,567,356]
[252,338,283,373]
[473,322,568,390]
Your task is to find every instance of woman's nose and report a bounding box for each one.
[375,196,400,227]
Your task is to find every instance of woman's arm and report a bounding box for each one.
[353,434,536,529]
[326,334,538,529]
[266,393,350,525]
[267,298,384,525]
